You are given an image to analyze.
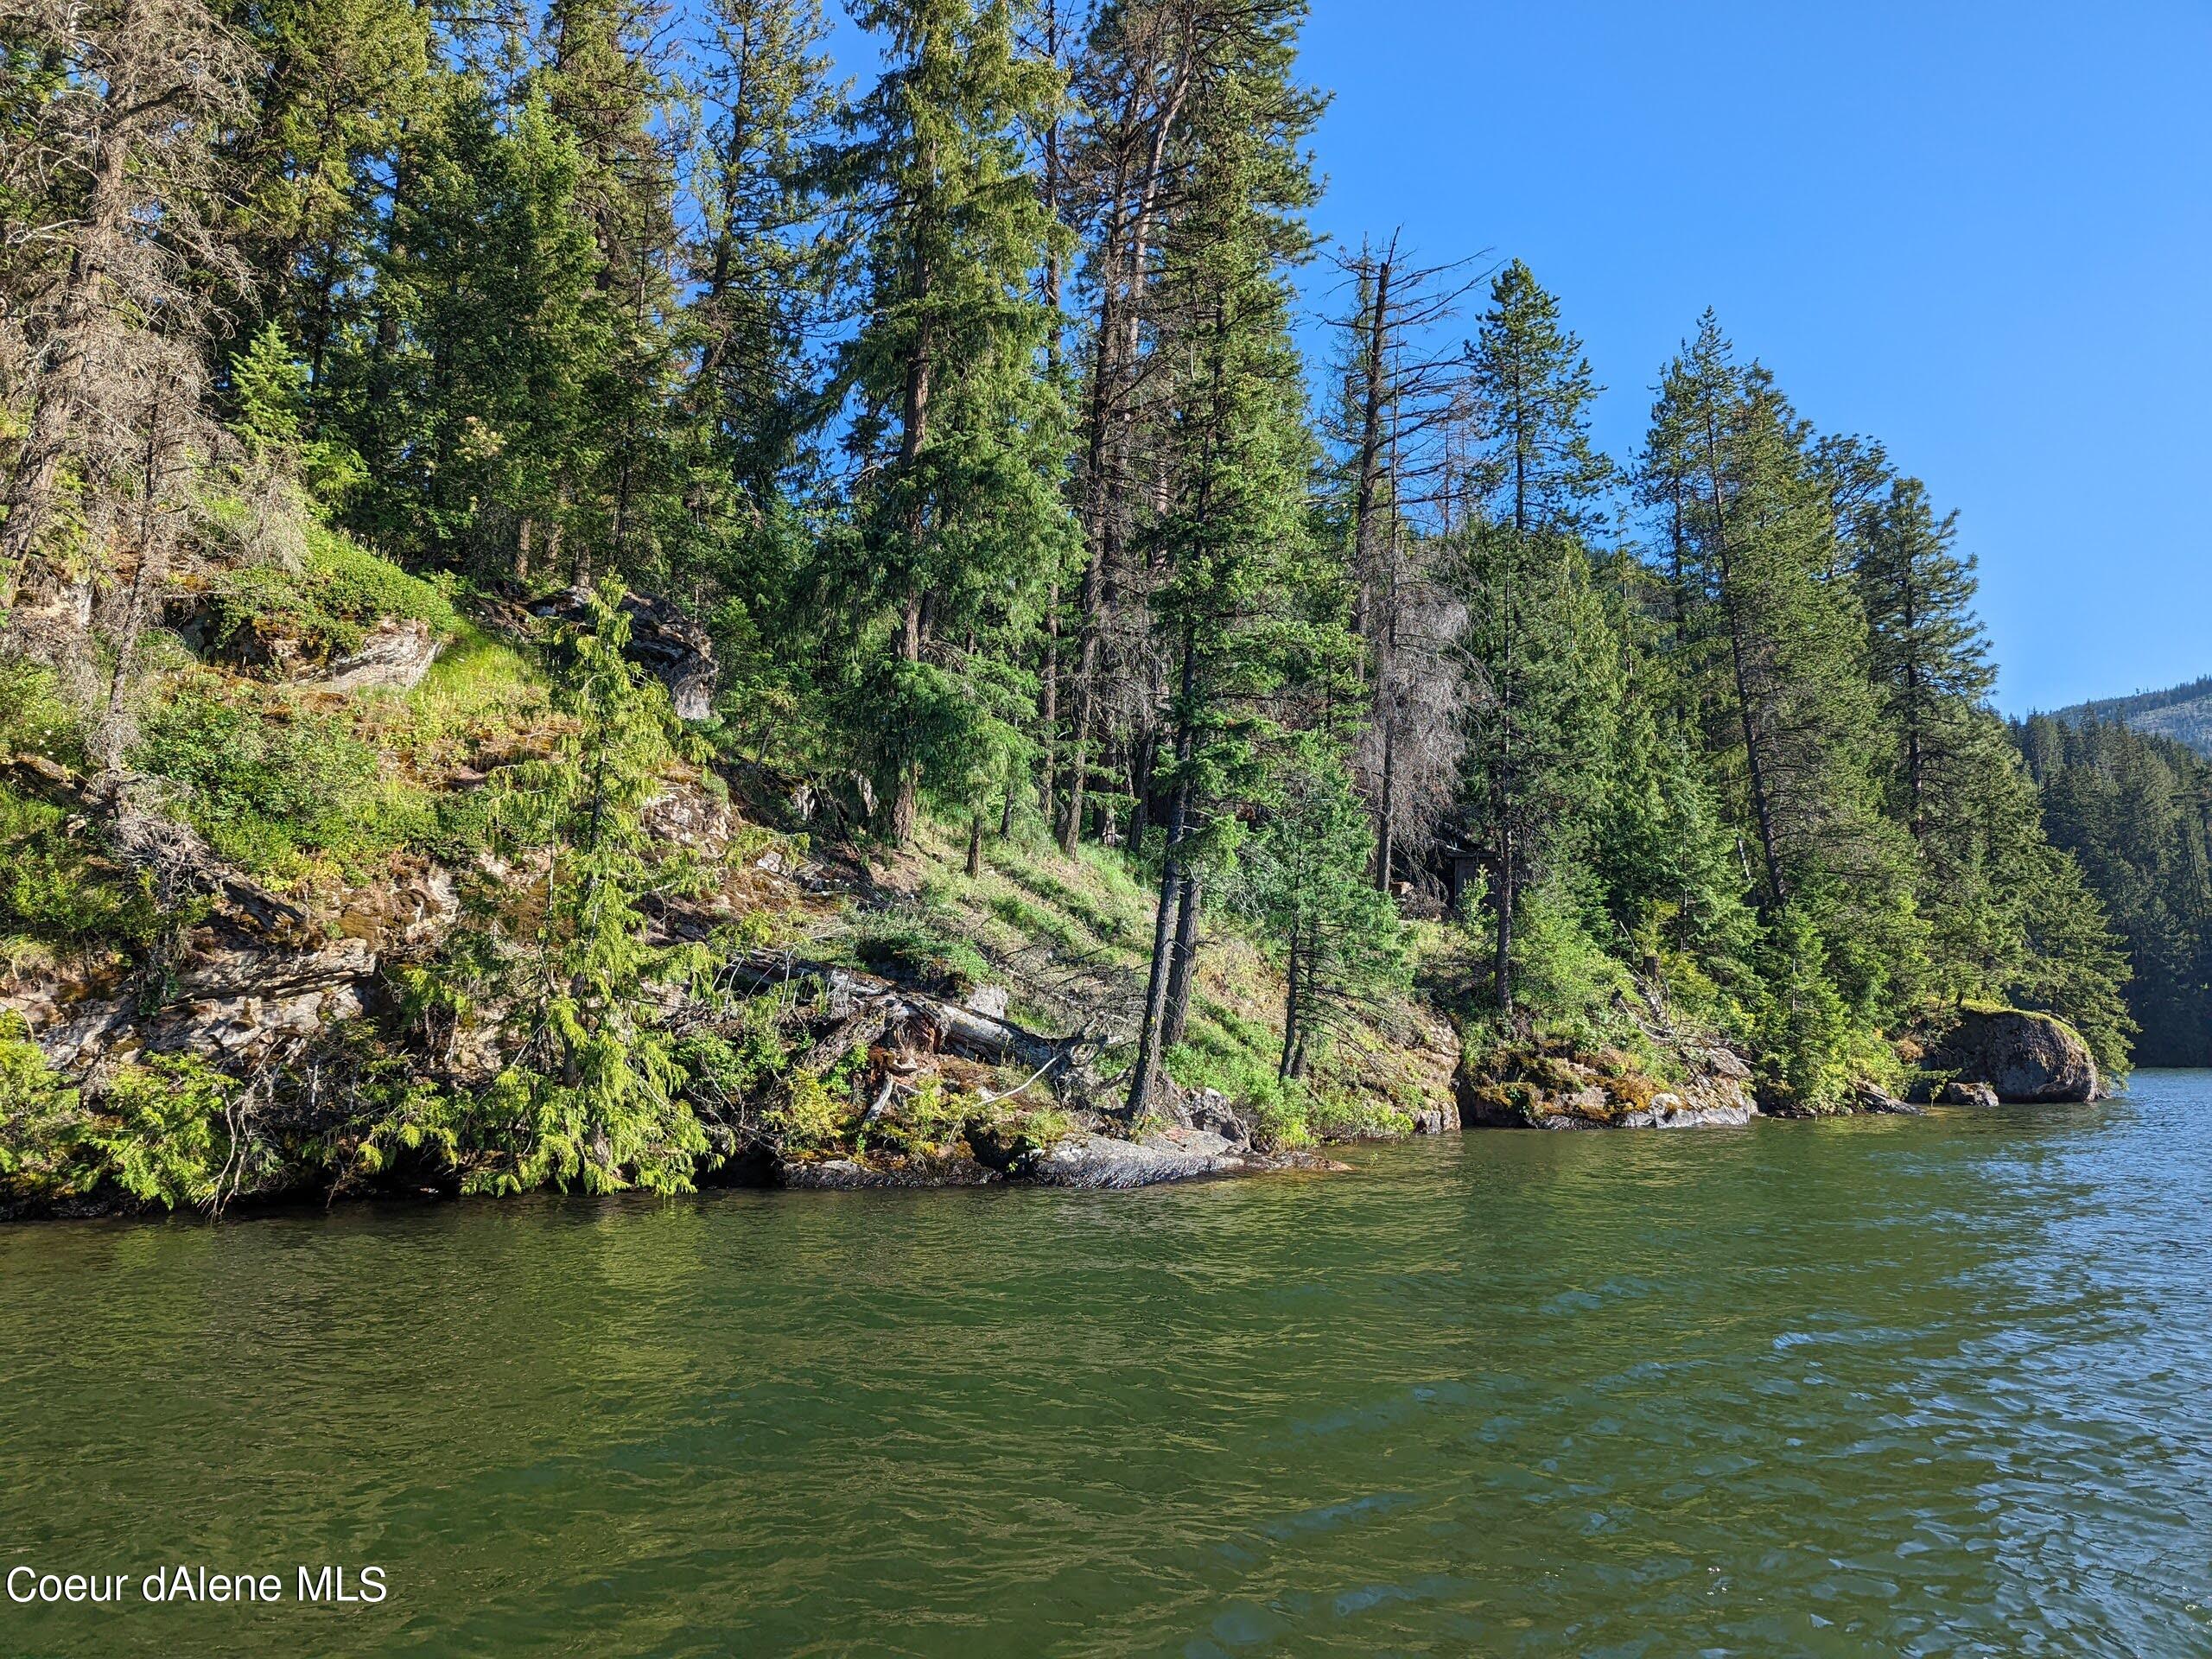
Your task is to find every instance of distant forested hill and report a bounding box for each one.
[2048,677,2212,758]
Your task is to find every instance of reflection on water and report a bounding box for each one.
[4,1077,2211,1656]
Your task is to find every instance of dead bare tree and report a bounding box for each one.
[0,0,251,627]
[1323,234,1481,893]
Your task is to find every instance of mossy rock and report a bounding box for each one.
[1917,1007,2099,1103]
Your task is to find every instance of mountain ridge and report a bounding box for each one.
[2044,674,2212,758]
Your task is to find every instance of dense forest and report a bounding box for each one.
[0,0,2156,1212]
[2018,714,2212,1066]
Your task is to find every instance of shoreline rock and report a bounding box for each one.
[1917,1007,2100,1103]
[1027,1128,1347,1190]
[1457,1041,1758,1131]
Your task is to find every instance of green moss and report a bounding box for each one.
[849,914,990,997]
[986,891,1078,951]
[202,529,458,668]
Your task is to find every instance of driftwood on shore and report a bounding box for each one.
[716,948,1093,1084]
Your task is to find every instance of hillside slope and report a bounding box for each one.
[2048,675,2212,756]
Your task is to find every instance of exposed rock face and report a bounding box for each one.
[531,588,718,720]
[6,931,378,1074]
[0,765,399,1078]
[1164,1085,1253,1150]
[302,617,440,694]
[1925,1008,2099,1103]
[1457,1044,1757,1131]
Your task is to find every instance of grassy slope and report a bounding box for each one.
[853,818,1455,1144]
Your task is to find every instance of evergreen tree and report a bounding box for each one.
[216,0,435,378]
[1240,741,1406,1080]
[2023,714,2202,1068]
[1122,0,1325,1114]
[538,0,689,584]
[836,0,1073,845]
[335,83,607,575]
[1639,314,1920,1033]
[1855,476,1993,839]
[685,0,842,530]
[466,583,713,1194]
[1456,261,1617,1016]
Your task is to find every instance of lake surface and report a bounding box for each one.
[3,1075,2211,1656]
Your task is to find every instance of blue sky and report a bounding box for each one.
[825,2,2212,711]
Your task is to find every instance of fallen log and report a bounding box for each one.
[721,948,1083,1078]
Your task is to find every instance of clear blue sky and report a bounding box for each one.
[1291,1,2212,712]
[824,2,2212,711]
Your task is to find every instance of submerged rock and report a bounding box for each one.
[779,1154,1001,1190]
[1028,1128,1344,1189]
[1850,1079,1924,1116]
[1939,1079,2002,1108]
[1923,1008,2099,1103]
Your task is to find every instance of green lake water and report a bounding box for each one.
[4,1074,2212,1657]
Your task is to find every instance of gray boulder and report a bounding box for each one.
[1925,1008,2099,1103]
[302,617,440,694]
[1027,1128,1344,1190]
[1030,1129,1244,1189]
[1940,1079,2002,1108]
[533,587,717,720]
[779,1154,1001,1190]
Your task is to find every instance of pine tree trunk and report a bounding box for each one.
[1062,59,1188,857]
[0,96,137,601]
[1278,934,1302,1081]
[889,592,922,844]
[1162,873,1200,1047]
[1040,582,1059,825]
[1376,709,1397,893]
[96,386,178,774]
[887,241,934,847]
[1701,414,1785,908]
[1127,792,1186,1119]
[1493,828,1515,1016]
[1061,544,1101,854]
[1127,628,1196,1119]
[966,811,983,877]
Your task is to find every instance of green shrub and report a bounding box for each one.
[0,786,163,953]
[987,891,1078,950]
[863,1072,970,1159]
[766,1067,855,1159]
[1511,879,1637,1051]
[84,1054,242,1209]
[0,1014,83,1200]
[1,1037,242,1211]
[850,914,990,997]
[0,658,85,767]
[137,678,397,874]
